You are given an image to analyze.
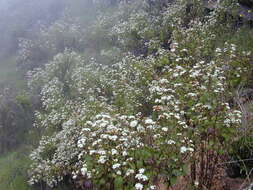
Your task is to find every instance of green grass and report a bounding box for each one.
[0,54,32,190]
[0,150,33,190]
[0,55,25,89]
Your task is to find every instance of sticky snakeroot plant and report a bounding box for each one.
[28,45,245,189]
[27,1,251,190]
[28,50,188,189]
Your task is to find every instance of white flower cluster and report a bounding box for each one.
[28,1,247,189]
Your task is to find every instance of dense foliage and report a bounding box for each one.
[1,0,253,189]
[23,0,253,189]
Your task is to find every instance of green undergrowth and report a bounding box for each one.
[0,149,33,190]
[0,55,25,89]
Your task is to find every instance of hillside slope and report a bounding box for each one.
[0,0,253,190]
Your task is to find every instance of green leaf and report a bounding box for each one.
[114,176,124,189]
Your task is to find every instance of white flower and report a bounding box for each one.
[98,150,106,155]
[81,167,88,175]
[176,65,184,70]
[160,78,169,84]
[111,149,118,155]
[77,138,86,148]
[139,168,145,174]
[215,48,222,52]
[135,173,148,181]
[173,72,179,77]
[175,58,182,62]
[130,120,138,128]
[180,146,187,153]
[126,169,134,176]
[187,93,197,97]
[98,156,107,164]
[122,151,128,156]
[112,163,121,169]
[203,105,212,109]
[161,127,168,132]
[145,119,154,125]
[109,135,118,141]
[137,125,145,132]
[135,183,143,190]
[167,140,175,144]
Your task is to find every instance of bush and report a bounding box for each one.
[0,150,33,190]
[17,18,86,71]
[0,88,34,154]
[26,0,253,189]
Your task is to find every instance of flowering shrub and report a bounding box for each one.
[18,18,86,71]
[28,48,246,189]
[27,0,253,189]
[90,0,175,57]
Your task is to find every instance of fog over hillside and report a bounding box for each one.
[0,0,253,190]
[0,0,67,56]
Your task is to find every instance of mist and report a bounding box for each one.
[0,0,253,189]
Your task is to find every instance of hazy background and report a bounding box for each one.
[0,1,96,189]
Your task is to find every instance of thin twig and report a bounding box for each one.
[216,158,253,166]
[239,167,253,190]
